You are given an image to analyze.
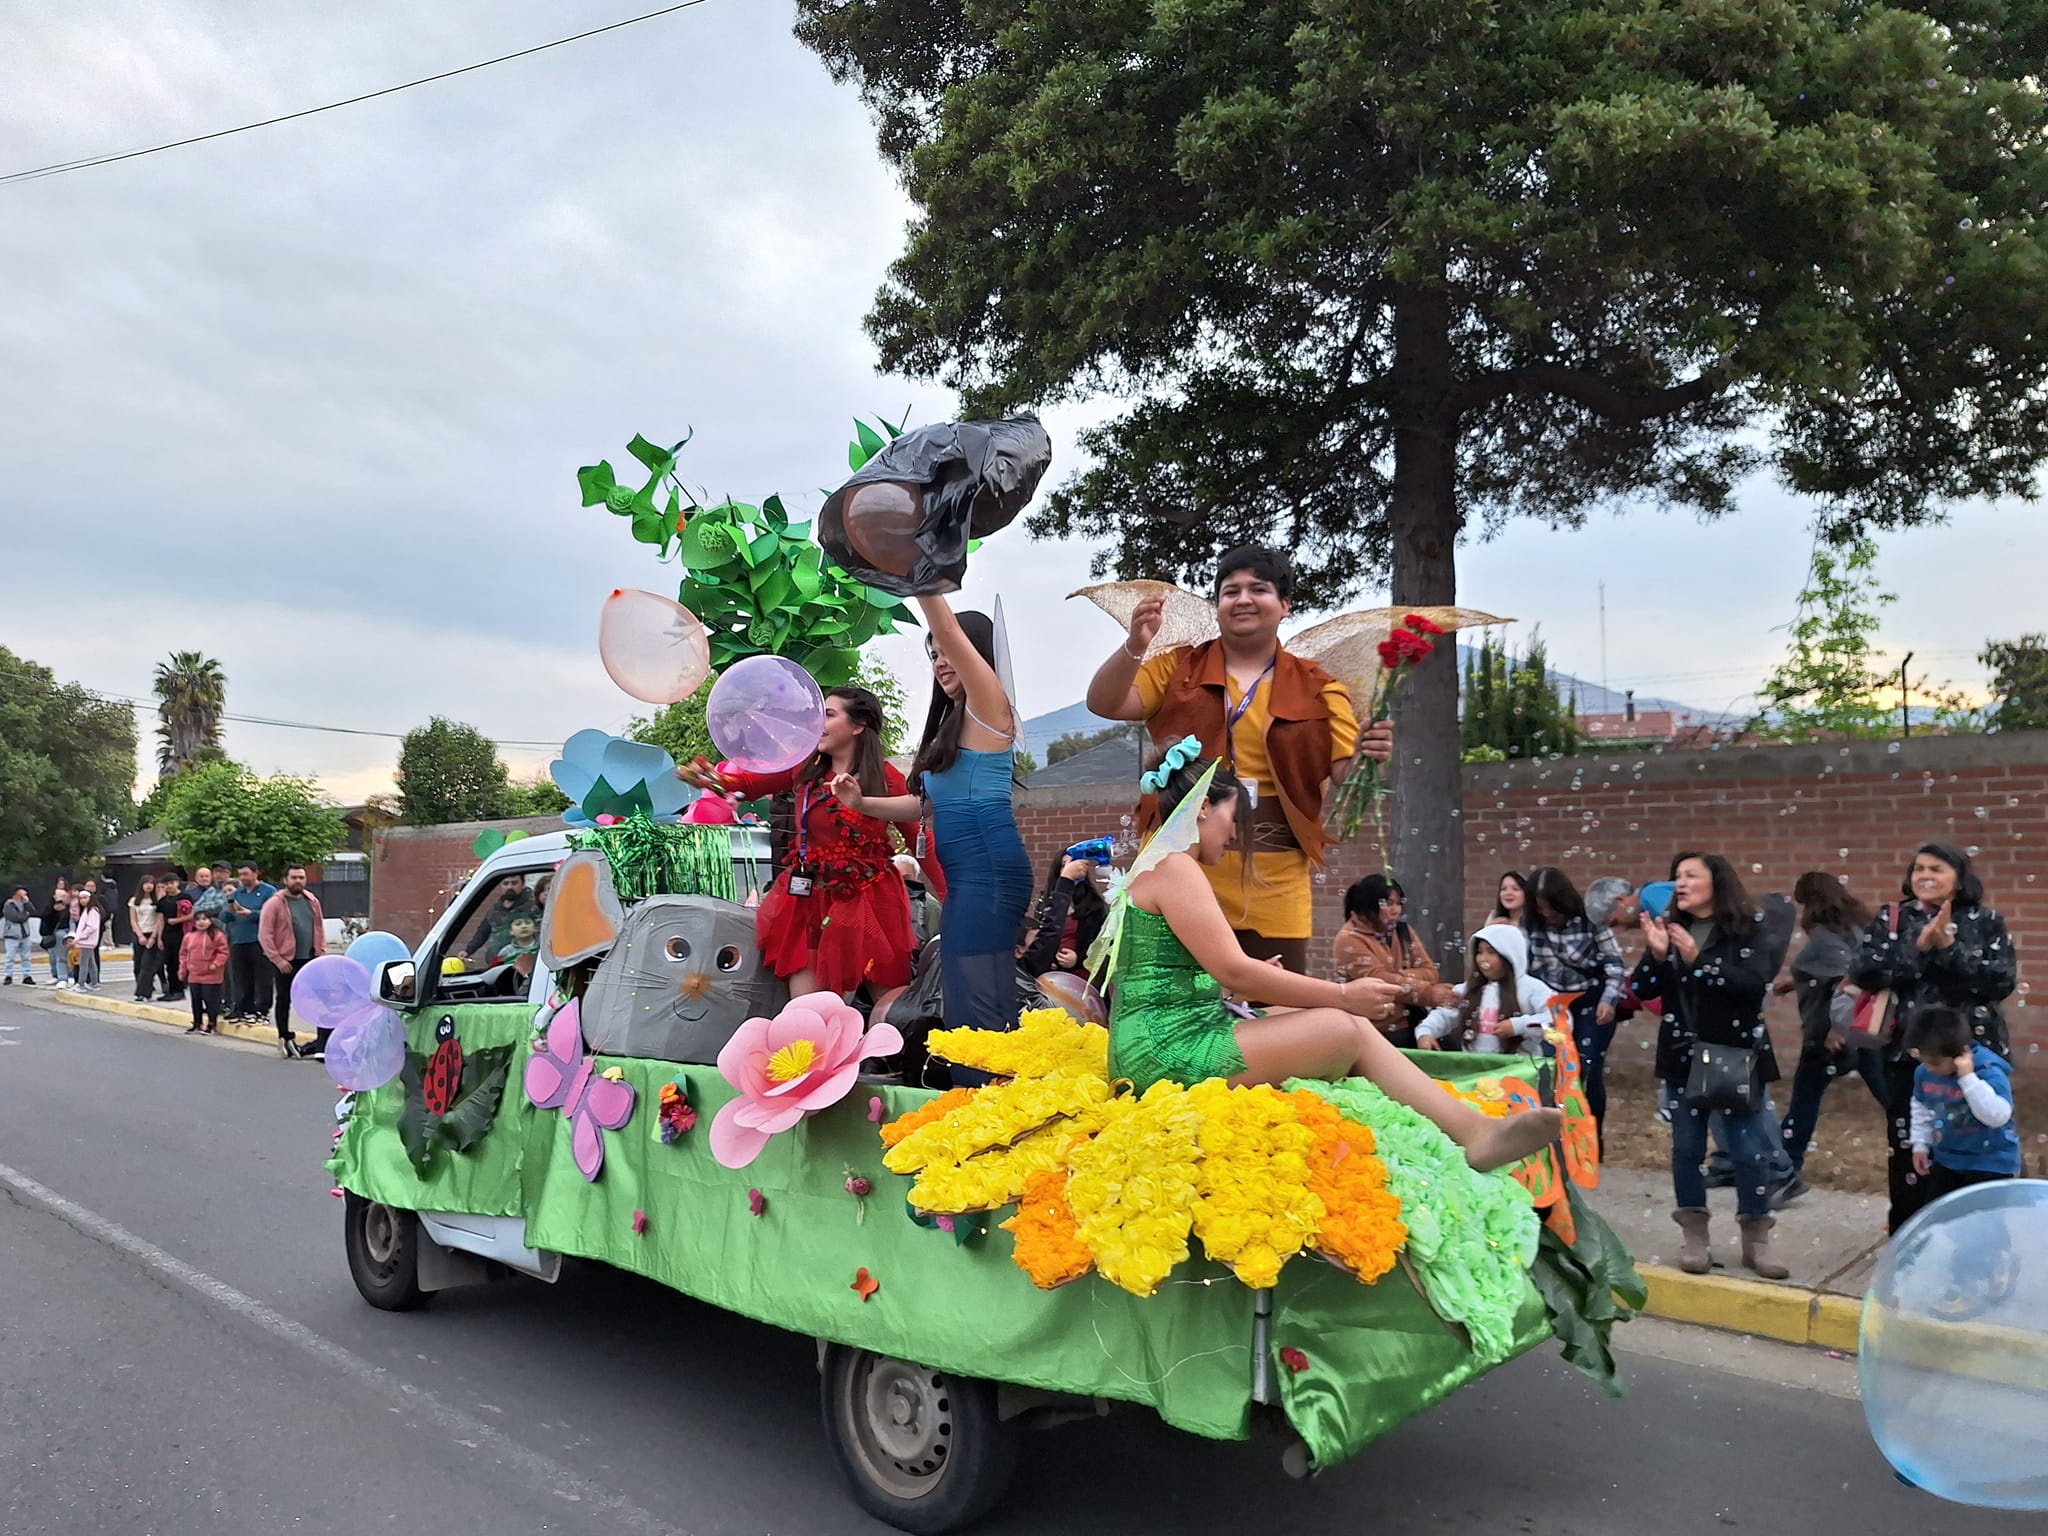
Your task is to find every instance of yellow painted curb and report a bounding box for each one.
[1638,1264,1868,1354]
[45,987,309,1049]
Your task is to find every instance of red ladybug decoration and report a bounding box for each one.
[422,1015,464,1116]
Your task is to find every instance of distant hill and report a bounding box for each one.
[1018,645,1738,760]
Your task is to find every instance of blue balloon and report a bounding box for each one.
[345,930,412,974]
[1860,1178,2048,1509]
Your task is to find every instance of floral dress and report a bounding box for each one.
[722,762,917,995]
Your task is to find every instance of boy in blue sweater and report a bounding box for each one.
[1907,1004,2021,1201]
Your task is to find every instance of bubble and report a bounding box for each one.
[1860,1182,2048,1507]
[1839,848,1850,859]
[1629,822,1639,831]
[1967,846,1981,857]
[1959,218,1974,230]
[1537,797,1548,806]
[1888,742,1901,754]
[1751,863,1764,873]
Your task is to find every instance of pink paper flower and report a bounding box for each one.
[631,1209,648,1235]
[747,1188,765,1216]
[709,994,903,1169]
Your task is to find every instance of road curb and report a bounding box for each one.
[1638,1263,1863,1354]
[40,986,308,1050]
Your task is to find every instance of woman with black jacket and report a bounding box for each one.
[1779,872,1886,1177]
[1017,852,1107,978]
[1634,851,1787,1279]
[1849,841,2017,1233]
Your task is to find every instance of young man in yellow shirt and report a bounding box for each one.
[1086,547,1390,975]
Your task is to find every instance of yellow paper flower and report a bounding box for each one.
[928,1008,1109,1080]
[1001,1169,1095,1290]
[883,1069,1112,1175]
[1291,1091,1405,1282]
[908,1117,1106,1214]
[1065,1081,1201,1297]
[1185,1081,1323,1289]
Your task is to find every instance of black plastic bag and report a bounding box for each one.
[818,415,1052,596]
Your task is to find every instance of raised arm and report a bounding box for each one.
[916,594,1012,749]
[1085,593,1162,721]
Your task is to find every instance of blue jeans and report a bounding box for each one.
[48,928,71,983]
[1708,1085,1796,1184]
[2,935,29,979]
[1673,1095,1778,1218]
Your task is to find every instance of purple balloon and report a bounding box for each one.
[290,954,378,1034]
[706,655,825,774]
[324,1008,406,1092]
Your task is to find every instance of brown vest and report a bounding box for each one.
[1145,640,1339,863]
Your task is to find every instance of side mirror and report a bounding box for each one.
[375,960,417,1006]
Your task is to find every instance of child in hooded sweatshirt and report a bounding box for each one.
[1908,1004,2021,1197]
[1415,923,1555,1055]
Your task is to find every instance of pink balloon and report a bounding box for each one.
[705,655,825,774]
[598,588,711,705]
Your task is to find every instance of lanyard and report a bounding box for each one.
[796,782,817,864]
[1222,659,1276,768]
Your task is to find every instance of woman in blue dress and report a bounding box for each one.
[833,594,1033,1034]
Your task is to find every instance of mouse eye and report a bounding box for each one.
[663,936,692,962]
[716,945,743,973]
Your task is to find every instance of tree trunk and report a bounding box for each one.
[1386,285,1465,974]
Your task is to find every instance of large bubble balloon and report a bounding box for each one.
[290,954,384,1036]
[1860,1178,2048,1509]
[323,1008,407,1092]
[598,588,711,705]
[344,929,411,975]
[1035,971,1107,1027]
[705,655,825,775]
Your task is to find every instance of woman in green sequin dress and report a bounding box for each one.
[1110,756,1564,1173]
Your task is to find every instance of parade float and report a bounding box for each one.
[321,423,1642,1533]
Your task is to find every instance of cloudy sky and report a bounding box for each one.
[2,0,2040,806]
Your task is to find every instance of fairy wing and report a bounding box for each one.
[1084,759,1219,983]
[1288,606,1512,706]
[524,998,584,1110]
[1067,580,1217,660]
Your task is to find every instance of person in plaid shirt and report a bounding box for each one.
[1521,867,1627,1146]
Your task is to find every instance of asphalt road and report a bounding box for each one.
[0,991,2035,1536]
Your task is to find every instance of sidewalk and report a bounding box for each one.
[32,955,312,1052]
[1590,1164,1882,1354]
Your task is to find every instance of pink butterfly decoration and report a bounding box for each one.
[524,998,636,1181]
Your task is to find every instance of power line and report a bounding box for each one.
[89,689,562,751]
[0,0,713,187]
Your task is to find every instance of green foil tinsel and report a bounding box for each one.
[572,813,739,904]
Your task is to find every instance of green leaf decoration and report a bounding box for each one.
[576,460,617,508]
[435,1045,514,1153]
[762,493,789,529]
[396,1053,435,1175]
[472,830,507,858]
[503,830,530,845]
[627,434,673,475]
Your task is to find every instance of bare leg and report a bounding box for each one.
[868,984,907,1030]
[1351,1025,1562,1171]
[786,966,824,998]
[1232,1009,1562,1174]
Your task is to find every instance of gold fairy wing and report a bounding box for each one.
[1288,606,1513,703]
[1068,580,1219,660]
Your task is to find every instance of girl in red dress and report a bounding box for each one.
[687,686,919,999]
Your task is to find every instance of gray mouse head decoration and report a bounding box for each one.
[540,850,787,1064]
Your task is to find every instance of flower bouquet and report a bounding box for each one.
[1324,613,1445,843]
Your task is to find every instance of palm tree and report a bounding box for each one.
[153,651,227,776]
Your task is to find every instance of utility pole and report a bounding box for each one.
[1900,651,1914,739]
[1599,581,1609,708]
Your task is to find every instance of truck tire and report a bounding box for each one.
[344,1193,428,1311]
[820,1344,1017,1534]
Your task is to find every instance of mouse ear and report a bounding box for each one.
[540,851,623,969]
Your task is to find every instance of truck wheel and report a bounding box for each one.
[820,1344,1017,1534]
[344,1193,428,1311]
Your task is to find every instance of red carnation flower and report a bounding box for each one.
[1279,1346,1309,1374]
[1403,613,1447,637]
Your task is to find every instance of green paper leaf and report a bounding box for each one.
[631,508,665,546]
[781,520,811,541]
[855,419,887,458]
[503,830,530,845]
[396,1053,435,1175]
[762,493,788,529]
[577,460,618,508]
[793,545,824,598]
[471,830,506,858]
[849,442,872,471]
[627,434,673,475]
[435,1045,514,1153]
[747,529,780,566]
[808,648,859,689]
[881,414,906,438]
[754,569,794,612]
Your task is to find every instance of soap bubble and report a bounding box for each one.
[1860,1180,2048,1508]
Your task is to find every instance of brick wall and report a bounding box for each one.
[1017,732,2048,1057]
[368,816,566,946]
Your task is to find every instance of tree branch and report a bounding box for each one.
[1450,362,1732,422]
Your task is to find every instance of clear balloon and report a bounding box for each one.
[323,1008,407,1092]
[1860,1179,2048,1508]
[290,954,382,1035]
[705,655,825,775]
[598,588,711,705]
[1035,971,1107,1027]
[344,930,411,975]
